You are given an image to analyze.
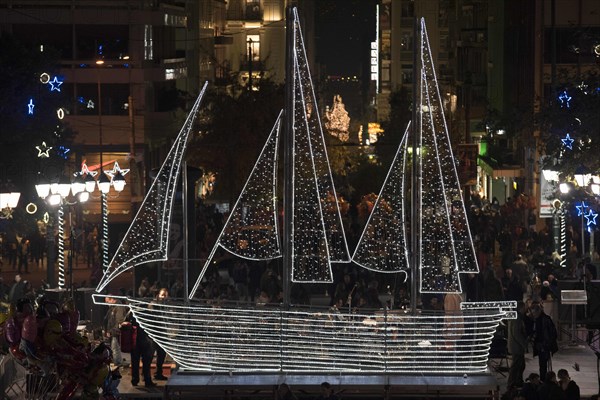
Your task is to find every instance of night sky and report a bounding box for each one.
[315,0,377,76]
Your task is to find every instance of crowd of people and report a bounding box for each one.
[3,191,600,397]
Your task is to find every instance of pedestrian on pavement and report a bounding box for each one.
[519,373,541,400]
[127,311,155,388]
[314,381,339,400]
[508,301,529,390]
[8,274,25,305]
[557,369,580,400]
[18,236,29,274]
[276,383,298,400]
[528,301,558,381]
[151,287,169,381]
[537,371,564,400]
[105,295,127,366]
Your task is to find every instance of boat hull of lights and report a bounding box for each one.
[124,299,515,373]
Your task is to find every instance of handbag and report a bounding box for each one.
[119,322,137,353]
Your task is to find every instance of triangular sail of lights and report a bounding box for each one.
[290,7,351,282]
[352,123,411,274]
[96,82,208,292]
[189,112,282,298]
[418,18,478,293]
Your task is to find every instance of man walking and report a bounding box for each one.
[529,301,558,381]
[507,301,528,389]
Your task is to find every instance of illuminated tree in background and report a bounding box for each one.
[324,95,350,142]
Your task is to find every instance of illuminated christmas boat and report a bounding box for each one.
[93,9,515,374]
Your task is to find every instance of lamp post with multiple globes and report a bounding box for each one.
[0,182,21,219]
[35,163,126,291]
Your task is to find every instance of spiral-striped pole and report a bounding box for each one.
[58,205,65,289]
[560,209,567,268]
[101,192,109,273]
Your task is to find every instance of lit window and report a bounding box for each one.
[144,25,153,60]
[247,34,260,61]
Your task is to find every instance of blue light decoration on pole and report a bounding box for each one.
[27,99,35,115]
[558,90,572,108]
[576,201,588,216]
[48,76,63,92]
[561,133,574,150]
[585,209,598,228]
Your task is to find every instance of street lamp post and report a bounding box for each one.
[36,175,90,291]
[0,182,21,219]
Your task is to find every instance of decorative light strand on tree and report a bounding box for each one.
[58,206,65,289]
[561,133,574,150]
[95,82,208,292]
[558,90,572,108]
[324,95,350,142]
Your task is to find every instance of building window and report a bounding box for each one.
[400,33,413,51]
[247,34,260,61]
[144,25,153,60]
[246,0,261,20]
[401,1,414,18]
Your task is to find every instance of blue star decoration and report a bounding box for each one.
[561,133,574,150]
[558,90,571,108]
[36,142,52,158]
[27,99,35,115]
[56,145,70,159]
[576,202,588,216]
[48,76,63,92]
[585,209,598,227]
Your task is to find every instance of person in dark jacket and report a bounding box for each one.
[519,373,541,400]
[537,371,565,400]
[128,312,155,387]
[507,301,529,390]
[528,301,558,381]
[557,369,580,400]
[151,288,169,381]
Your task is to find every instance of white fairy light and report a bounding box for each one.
[58,206,65,289]
[324,95,350,142]
[418,18,478,293]
[291,8,350,282]
[352,123,411,274]
[95,82,208,292]
[94,296,515,373]
[190,112,283,296]
[94,11,515,376]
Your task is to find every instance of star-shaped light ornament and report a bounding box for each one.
[585,209,598,227]
[104,161,130,179]
[36,142,52,158]
[576,202,588,216]
[75,161,98,178]
[48,76,63,92]
[27,99,35,115]
[561,133,574,150]
[87,100,95,109]
[56,145,70,159]
[558,90,572,108]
